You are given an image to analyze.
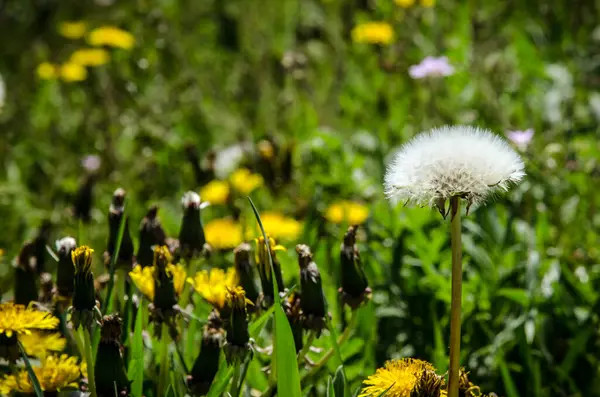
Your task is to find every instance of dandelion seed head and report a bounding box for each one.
[182,191,201,208]
[55,237,77,253]
[384,125,525,208]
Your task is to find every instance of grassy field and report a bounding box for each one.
[0,1,599,396]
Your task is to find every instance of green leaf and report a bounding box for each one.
[18,341,43,397]
[497,353,520,397]
[165,384,175,397]
[327,376,334,397]
[127,303,145,397]
[248,197,302,397]
[206,352,235,397]
[333,365,346,397]
[496,288,530,307]
[326,318,346,379]
[105,209,128,314]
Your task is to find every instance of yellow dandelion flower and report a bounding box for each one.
[88,26,135,50]
[257,211,302,241]
[188,267,238,311]
[20,332,66,358]
[72,246,94,274]
[420,0,435,7]
[37,62,57,80]
[58,21,87,39]
[60,62,87,82]
[70,48,110,67]
[0,354,81,393]
[358,358,435,397]
[0,303,59,338]
[129,263,186,301]
[324,201,369,225]
[351,22,394,45]
[200,180,230,205]
[395,0,415,6]
[205,218,243,250]
[225,286,253,309]
[230,168,264,195]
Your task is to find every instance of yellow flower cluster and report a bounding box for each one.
[324,201,369,225]
[0,354,82,393]
[259,211,302,240]
[204,218,244,250]
[358,358,434,397]
[188,267,238,311]
[351,22,394,45]
[200,180,230,205]
[129,263,187,301]
[0,303,59,338]
[38,22,134,83]
[20,331,66,359]
[230,168,264,195]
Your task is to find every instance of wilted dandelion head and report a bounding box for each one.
[182,191,201,208]
[384,126,524,212]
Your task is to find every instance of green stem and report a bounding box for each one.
[81,327,98,397]
[297,331,316,365]
[448,196,462,397]
[230,362,242,397]
[157,323,170,397]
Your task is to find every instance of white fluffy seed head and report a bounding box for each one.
[182,191,201,208]
[56,237,77,253]
[384,125,525,208]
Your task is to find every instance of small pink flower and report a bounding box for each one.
[409,56,454,79]
[81,154,101,172]
[506,129,534,150]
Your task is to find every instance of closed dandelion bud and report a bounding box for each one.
[152,246,178,312]
[95,314,130,397]
[339,225,371,309]
[283,292,303,353]
[14,241,38,306]
[411,369,445,397]
[71,246,100,331]
[105,188,135,269]
[296,244,327,335]
[188,311,224,395]
[137,205,167,268]
[223,287,252,364]
[254,236,286,307]
[233,243,259,305]
[74,174,96,223]
[56,237,77,301]
[178,191,207,260]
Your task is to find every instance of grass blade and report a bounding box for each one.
[127,302,145,397]
[248,197,302,397]
[206,352,235,397]
[105,208,128,314]
[18,341,43,397]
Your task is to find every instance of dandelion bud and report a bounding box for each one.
[296,244,327,336]
[14,241,38,306]
[412,369,445,397]
[56,237,77,301]
[283,292,303,353]
[105,188,135,269]
[233,243,259,305]
[150,246,182,338]
[178,191,207,260]
[137,205,167,268]
[254,236,286,307]
[223,287,252,364]
[74,174,96,223]
[188,311,224,395]
[95,314,130,397]
[71,246,101,331]
[32,219,52,274]
[339,225,371,309]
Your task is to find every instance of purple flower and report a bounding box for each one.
[506,129,534,150]
[81,154,101,172]
[409,56,454,79]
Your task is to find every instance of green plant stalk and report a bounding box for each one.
[297,331,316,365]
[230,362,242,397]
[448,196,462,397]
[158,323,170,397]
[17,341,43,397]
[80,326,98,397]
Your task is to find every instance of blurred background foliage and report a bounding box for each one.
[1,0,600,396]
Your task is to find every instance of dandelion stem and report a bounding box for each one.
[157,323,170,397]
[297,331,316,365]
[230,361,242,397]
[448,196,462,397]
[80,326,98,397]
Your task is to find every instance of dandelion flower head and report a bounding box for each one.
[0,354,82,393]
[324,201,369,225]
[395,0,415,7]
[358,358,435,397]
[60,62,87,82]
[188,267,238,311]
[204,218,243,250]
[58,21,87,39]
[88,26,135,50]
[20,331,67,358]
[129,262,186,301]
[384,125,525,208]
[200,180,230,205]
[351,22,394,45]
[230,168,264,195]
[0,303,59,337]
[37,63,57,80]
[259,211,302,241]
[70,48,110,67]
